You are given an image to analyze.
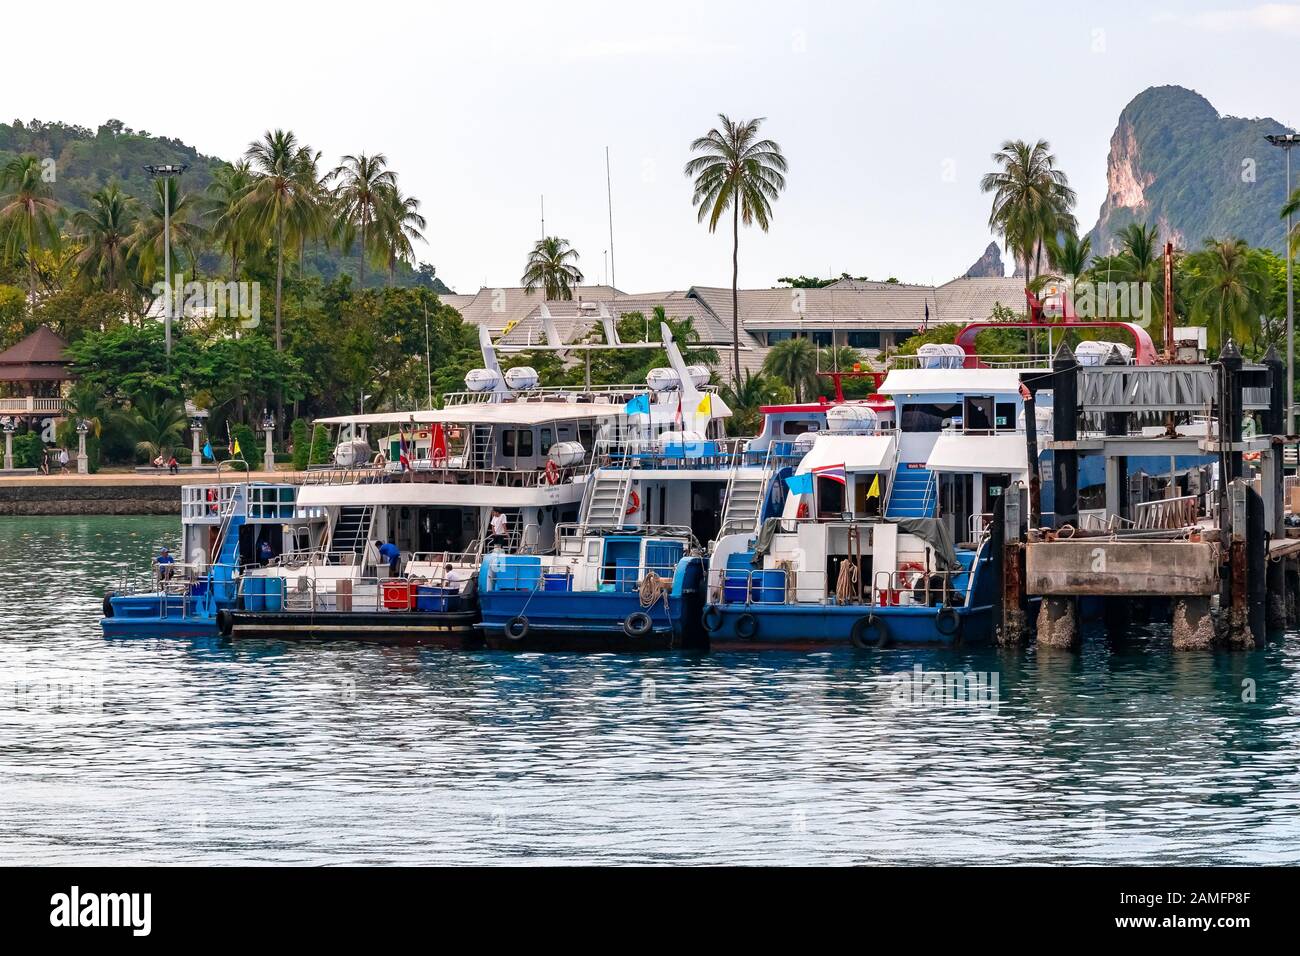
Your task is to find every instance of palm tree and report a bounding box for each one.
[240,130,317,349]
[1185,237,1271,349]
[1045,230,1092,284]
[287,148,328,289]
[202,160,256,281]
[718,370,785,436]
[685,114,788,386]
[70,184,138,293]
[762,337,819,402]
[112,394,188,462]
[376,188,427,283]
[521,236,584,299]
[329,152,397,290]
[981,140,1076,282]
[1283,186,1300,254]
[0,155,61,314]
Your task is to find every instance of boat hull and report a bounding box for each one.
[100,593,221,639]
[703,601,995,650]
[226,609,482,647]
[480,590,701,651]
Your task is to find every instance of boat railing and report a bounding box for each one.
[887,354,1053,370]
[709,562,974,609]
[241,572,473,615]
[440,383,723,407]
[299,461,583,489]
[588,436,753,471]
[556,521,701,550]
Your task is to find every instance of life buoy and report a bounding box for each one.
[701,605,724,632]
[735,612,759,639]
[626,490,640,515]
[850,613,889,649]
[544,459,560,484]
[623,611,653,638]
[935,606,962,640]
[797,500,809,520]
[504,615,530,641]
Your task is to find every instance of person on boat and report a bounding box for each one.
[156,547,175,581]
[258,540,274,566]
[488,509,509,550]
[377,540,401,576]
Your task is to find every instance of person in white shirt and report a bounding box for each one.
[488,509,509,549]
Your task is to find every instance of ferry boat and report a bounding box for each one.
[701,364,1041,649]
[478,324,757,650]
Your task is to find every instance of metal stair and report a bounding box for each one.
[582,470,632,528]
[330,505,375,561]
[721,474,767,535]
[884,465,936,520]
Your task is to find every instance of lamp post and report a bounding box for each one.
[75,418,89,475]
[261,409,277,474]
[143,163,189,358]
[189,416,204,468]
[2,417,14,471]
[1266,133,1298,435]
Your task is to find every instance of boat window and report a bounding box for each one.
[900,402,961,432]
[782,420,817,436]
[996,402,1015,431]
[501,430,516,456]
[816,476,844,518]
[517,430,534,456]
[540,428,554,453]
[964,396,995,432]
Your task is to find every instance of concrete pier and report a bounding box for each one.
[1036,596,1078,649]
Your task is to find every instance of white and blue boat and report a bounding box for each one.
[702,364,1043,648]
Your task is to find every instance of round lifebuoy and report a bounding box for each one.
[102,593,115,618]
[850,614,889,649]
[735,612,759,639]
[504,615,530,641]
[623,611,653,638]
[701,605,724,632]
[544,459,560,484]
[216,609,234,636]
[797,500,809,520]
[626,490,640,515]
[935,606,962,639]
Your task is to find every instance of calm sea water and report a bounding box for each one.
[2,515,1299,865]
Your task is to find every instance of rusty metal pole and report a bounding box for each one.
[1051,341,1079,528]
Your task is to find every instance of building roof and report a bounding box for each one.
[441,285,623,333]
[0,326,72,381]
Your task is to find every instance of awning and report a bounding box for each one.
[315,403,626,427]
[926,433,1028,475]
[797,434,896,474]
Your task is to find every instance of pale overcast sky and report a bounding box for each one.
[7,1,1298,293]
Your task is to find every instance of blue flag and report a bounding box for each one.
[624,393,650,416]
[784,472,814,495]
[202,440,213,461]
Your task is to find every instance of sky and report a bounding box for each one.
[7,0,1299,294]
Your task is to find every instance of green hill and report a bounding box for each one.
[0,117,452,293]
[1088,86,1295,255]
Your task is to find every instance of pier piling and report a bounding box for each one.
[1036,595,1079,649]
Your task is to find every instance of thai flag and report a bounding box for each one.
[398,431,411,471]
[812,463,847,485]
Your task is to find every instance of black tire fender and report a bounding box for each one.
[102,593,115,618]
[701,605,724,632]
[216,609,234,636]
[623,611,653,638]
[851,613,888,649]
[935,606,962,639]
[734,612,758,640]
[504,615,530,641]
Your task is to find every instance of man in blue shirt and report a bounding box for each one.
[258,540,274,566]
[377,540,401,577]
[156,547,175,581]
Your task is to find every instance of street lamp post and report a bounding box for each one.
[1266,134,1298,435]
[75,418,90,475]
[261,410,277,474]
[143,164,189,358]
[2,418,15,471]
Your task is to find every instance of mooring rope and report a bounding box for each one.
[639,572,671,610]
[834,558,860,605]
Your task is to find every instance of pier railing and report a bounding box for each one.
[708,563,974,609]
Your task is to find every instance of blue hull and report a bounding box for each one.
[100,593,221,639]
[481,590,700,650]
[704,601,995,649]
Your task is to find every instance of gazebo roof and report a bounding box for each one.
[0,326,72,382]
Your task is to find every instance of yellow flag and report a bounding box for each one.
[696,394,712,416]
[867,475,881,498]
[231,438,242,457]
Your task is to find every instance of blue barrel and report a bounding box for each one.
[753,570,786,604]
[263,577,284,612]
[243,575,264,611]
